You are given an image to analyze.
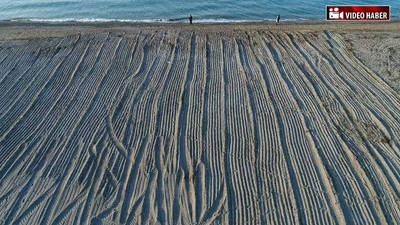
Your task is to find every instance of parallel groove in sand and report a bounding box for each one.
[0,28,399,225]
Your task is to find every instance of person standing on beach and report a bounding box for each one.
[189,15,193,24]
[276,14,280,24]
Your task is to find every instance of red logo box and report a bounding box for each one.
[327,6,390,21]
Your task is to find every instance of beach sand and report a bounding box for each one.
[0,21,399,225]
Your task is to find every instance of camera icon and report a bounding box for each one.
[329,7,344,19]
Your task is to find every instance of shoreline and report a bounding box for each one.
[1,18,399,25]
[1,17,319,24]
[2,14,399,23]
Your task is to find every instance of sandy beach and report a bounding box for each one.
[0,21,399,225]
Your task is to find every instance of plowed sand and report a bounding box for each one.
[0,21,399,225]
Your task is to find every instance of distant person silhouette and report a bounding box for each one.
[189,15,193,24]
[276,14,280,24]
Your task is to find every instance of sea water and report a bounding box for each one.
[0,0,398,22]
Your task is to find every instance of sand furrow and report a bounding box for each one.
[36,35,122,224]
[39,34,120,178]
[0,42,44,100]
[296,32,400,222]
[0,45,30,84]
[221,37,261,224]
[282,32,396,223]
[237,32,299,225]
[274,32,390,224]
[1,25,399,225]
[315,32,400,146]
[257,31,338,224]
[0,37,91,157]
[18,36,108,154]
[0,37,77,133]
[115,32,177,223]
[201,34,227,224]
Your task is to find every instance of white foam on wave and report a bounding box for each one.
[14,18,161,23]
